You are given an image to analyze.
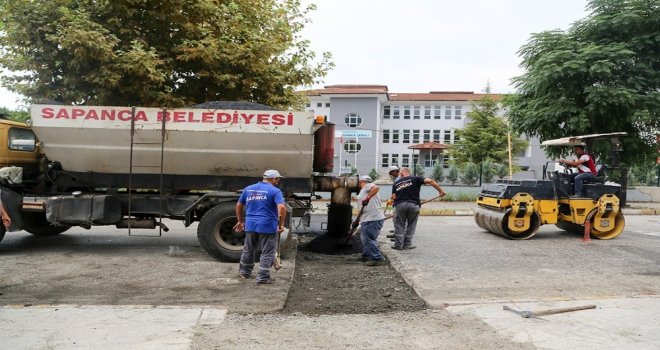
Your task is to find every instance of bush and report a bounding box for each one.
[481,160,495,184]
[494,163,508,179]
[414,164,425,177]
[460,163,479,186]
[432,164,445,182]
[369,168,379,181]
[447,167,459,185]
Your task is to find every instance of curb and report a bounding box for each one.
[310,207,659,216]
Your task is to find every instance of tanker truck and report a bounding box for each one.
[0,103,359,261]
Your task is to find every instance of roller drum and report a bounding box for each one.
[474,206,539,240]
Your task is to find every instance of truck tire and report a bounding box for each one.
[21,212,71,236]
[197,202,244,262]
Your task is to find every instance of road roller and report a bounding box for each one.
[475,132,627,240]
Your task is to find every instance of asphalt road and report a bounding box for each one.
[0,215,658,349]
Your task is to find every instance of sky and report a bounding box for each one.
[299,0,589,93]
[0,0,590,109]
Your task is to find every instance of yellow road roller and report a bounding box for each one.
[475,132,627,240]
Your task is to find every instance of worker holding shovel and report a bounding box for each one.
[391,167,446,250]
[356,175,386,266]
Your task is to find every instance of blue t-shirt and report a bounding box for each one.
[238,181,285,234]
[393,176,425,206]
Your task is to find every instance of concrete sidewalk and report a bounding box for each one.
[0,305,227,350]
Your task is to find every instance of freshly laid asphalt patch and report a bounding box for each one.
[283,234,427,315]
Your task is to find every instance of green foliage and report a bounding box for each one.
[413,164,425,177]
[460,163,479,186]
[628,163,659,186]
[447,167,459,185]
[431,163,445,182]
[0,0,333,108]
[508,0,660,167]
[481,160,495,184]
[450,86,528,168]
[350,167,358,176]
[494,163,509,179]
[0,107,29,122]
[369,168,379,181]
[440,191,478,202]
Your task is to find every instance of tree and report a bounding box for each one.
[481,160,495,184]
[460,163,479,186]
[0,0,333,108]
[432,164,445,182]
[0,107,29,122]
[508,0,660,166]
[447,167,459,186]
[449,88,528,167]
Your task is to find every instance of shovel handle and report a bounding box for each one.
[532,304,597,317]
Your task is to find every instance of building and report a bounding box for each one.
[305,84,547,180]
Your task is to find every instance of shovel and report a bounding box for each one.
[350,194,445,241]
[343,204,366,244]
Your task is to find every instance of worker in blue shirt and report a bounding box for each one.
[234,169,286,285]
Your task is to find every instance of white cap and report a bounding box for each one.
[388,165,400,173]
[263,169,284,178]
[359,175,372,182]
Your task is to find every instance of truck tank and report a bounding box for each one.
[29,105,319,193]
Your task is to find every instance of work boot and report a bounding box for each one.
[386,234,395,238]
[391,245,403,250]
[364,259,386,266]
[256,278,275,285]
[403,245,417,250]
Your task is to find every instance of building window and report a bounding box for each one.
[444,130,451,143]
[443,154,450,168]
[393,106,400,119]
[305,103,311,108]
[423,130,430,142]
[383,105,391,119]
[454,105,462,119]
[445,106,452,119]
[343,139,361,154]
[392,130,400,143]
[424,154,439,168]
[382,154,389,167]
[412,129,420,143]
[433,130,441,142]
[402,154,410,167]
[325,102,331,108]
[383,129,390,143]
[344,113,362,127]
[424,106,431,119]
[454,133,460,144]
[434,106,442,119]
[413,154,420,167]
[391,154,399,166]
[413,106,421,119]
[317,102,323,108]
[403,129,410,143]
[403,105,411,119]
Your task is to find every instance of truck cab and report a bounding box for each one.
[0,118,41,183]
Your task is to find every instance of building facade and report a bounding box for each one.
[305,84,548,180]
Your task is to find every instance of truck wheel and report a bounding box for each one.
[21,212,71,236]
[197,203,244,262]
